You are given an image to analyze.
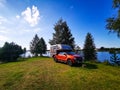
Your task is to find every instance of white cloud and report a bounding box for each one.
[33,28,41,33]
[0,34,9,47]
[0,16,7,25]
[17,27,41,35]
[0,8,42,48]
[21,5,40,27]
[16,15,20,19]
[0,30,8,34]
[0,35,8,41]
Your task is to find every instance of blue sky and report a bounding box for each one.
[0,0,120,50]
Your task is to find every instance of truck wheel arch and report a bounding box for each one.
[53,55,58,62]
[67,59,73,66]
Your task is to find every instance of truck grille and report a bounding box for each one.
[75,57,83,63]
[76,57,82,61]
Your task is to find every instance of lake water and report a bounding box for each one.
[23,51,120,62]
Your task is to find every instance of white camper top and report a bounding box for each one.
[50,44,72,57]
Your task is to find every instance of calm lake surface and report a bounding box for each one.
[97,52,120,62]
[24,51,120,62]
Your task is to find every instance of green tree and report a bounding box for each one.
[30,34,47,56]
[106,0,120,37]
[110,51,120,66]
[0,42,23,62]
[49,19,75,49]
[37,37,47,56]
[30,34,40,56]
[83,33,97,61]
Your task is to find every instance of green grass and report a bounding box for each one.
[0,57,120,90]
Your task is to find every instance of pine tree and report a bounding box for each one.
[30,34,47,56]
[49,19,75,49]
[30,34,40,56]
[83,33,97,61]
[106,0,120,37]
[37,37,47,56]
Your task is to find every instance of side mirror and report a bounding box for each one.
[64,53,67,56]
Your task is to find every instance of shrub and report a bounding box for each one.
[0,42,24,62]
[110,51,120,66]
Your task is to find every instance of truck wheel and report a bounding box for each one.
[67,60,73,66]
[53,57,58,62]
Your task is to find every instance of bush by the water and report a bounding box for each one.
[0,42,24,62]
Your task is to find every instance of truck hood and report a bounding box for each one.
[73,54,81,57]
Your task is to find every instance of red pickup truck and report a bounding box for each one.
[50,44,83,66]
[54,51,83,66]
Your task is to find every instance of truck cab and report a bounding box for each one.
[50,44,83,66]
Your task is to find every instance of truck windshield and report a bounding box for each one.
[66,52,75,55]
[62,45,72,50]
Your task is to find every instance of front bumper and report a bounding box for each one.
[74,57,83,64]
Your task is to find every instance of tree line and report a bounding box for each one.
[0,18,97,63]
[98,47,120,52]
[0,35,47,62]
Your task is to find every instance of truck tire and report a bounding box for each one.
[67,60,73,66]
[53,56,58,62]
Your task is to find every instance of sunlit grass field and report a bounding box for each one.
[0,57,120,90]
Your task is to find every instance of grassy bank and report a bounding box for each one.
[0,57,120,90]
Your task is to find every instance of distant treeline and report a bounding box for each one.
[98,47,120,53]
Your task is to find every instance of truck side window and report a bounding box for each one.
[59,52,65,55]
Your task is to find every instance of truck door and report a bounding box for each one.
[58,52,67,60]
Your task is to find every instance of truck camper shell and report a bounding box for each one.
[50,44,72,57]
